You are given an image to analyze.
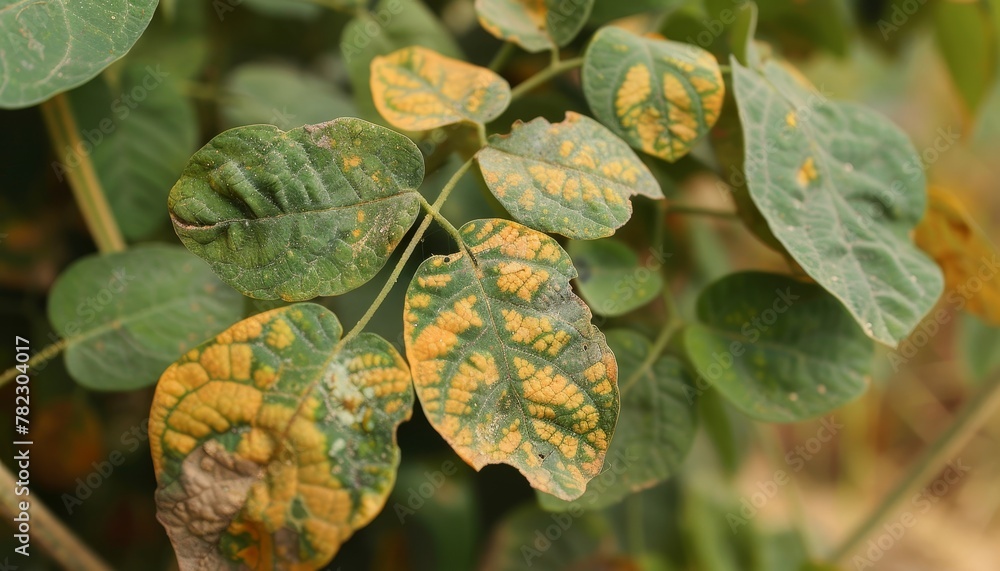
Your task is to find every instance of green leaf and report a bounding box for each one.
[731,58,944,346]
[341,0,463,121]
[150,303,413,569]
[222,63,357,129]
[48,244,244,390]
[370,46,511,131]
[403,218,620,501]
[0,0,158,108]
[69,65,198,241]
[583,27,725,162]
[749,0,852,56]
[933,0,998,116]
[475,0,595,53]
[568,238,664,316]
[168,117,423,301]
[683,272,874,422]
[477,112,662,239]
[539,330,697,511]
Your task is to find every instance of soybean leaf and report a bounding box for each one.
[69,65,197,241]
[568,238,664,316]
[477,112,662,239]
[221,63,357,129]
[341,0,463,121]
[370,46,511,131]
[48,244,244,391]
[150,303,413,569]
[539,330,698,511]
[731,58,944,346]
[475,0,595,53]
[914,187,1000,325]
[0,0,158,108]
[403,219,620,501]
[583,27,724,162]
[168,117,423,301]
[683,272,874,422]
[933,0,997,116]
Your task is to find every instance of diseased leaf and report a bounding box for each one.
[0,0,158,108]
[583,27,724,162]
[477,112,662,239]
[69,65,198,241]
[731,58,944,346]
[403,218,620,501]
[683,272,874,422]
[48,244,244,391]
[539,330,698,511]
[370,46,511,131]
[168,117,423,301]
[341,0,463,122]
[568,238,664,316]
[915,187,1000,325]
[475,0,595,53]
[150,304,413,570]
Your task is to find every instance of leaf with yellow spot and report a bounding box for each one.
[582,27,724,162]
[915,187,1000,325]
[403,218,620,501]
[477,112,662,239]
[730,57,944,346]
[474,0,594,53]
[683,272,874,422]
[168,117,423,301]
[47,244,244,391]
[539,330,698,511]
[568,238,665,315]
[150,303,413,570]
[370,46,511,131]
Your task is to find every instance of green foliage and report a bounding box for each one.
[167,117,423,300]
[0,0,158,108]
[10,1,999,569]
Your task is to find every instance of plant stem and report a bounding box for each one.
[475,122,488,148]
[416,195,466,247]
[40,93,125,253]
[666,203,739,219]
[0,462,113,571]
[829,370,1000,563]
[509,57,584,101]
[488,42,517,72]
[620,287,684,394]
[0,339,67,389]
[342,158,475,343]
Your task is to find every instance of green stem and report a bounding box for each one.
[40,93,125,253]
[620,287,683,394]
[0,339,67,389]
[488,42,517,72]
[0,462,113,570]
[417,195,466,247]
[829,370,1000,563]
[341,158,475,343]
[475,122,488,148]
[666,203,739,219]
[509,57,584,101]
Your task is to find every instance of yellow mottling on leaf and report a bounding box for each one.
[559,140,574,157]
[786,111,797,127]
[417,274,452,288]
[797,157,818,186]
[496,261,549,301]
[266,318,295,349]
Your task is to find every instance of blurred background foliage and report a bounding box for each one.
[1,0,999,569]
